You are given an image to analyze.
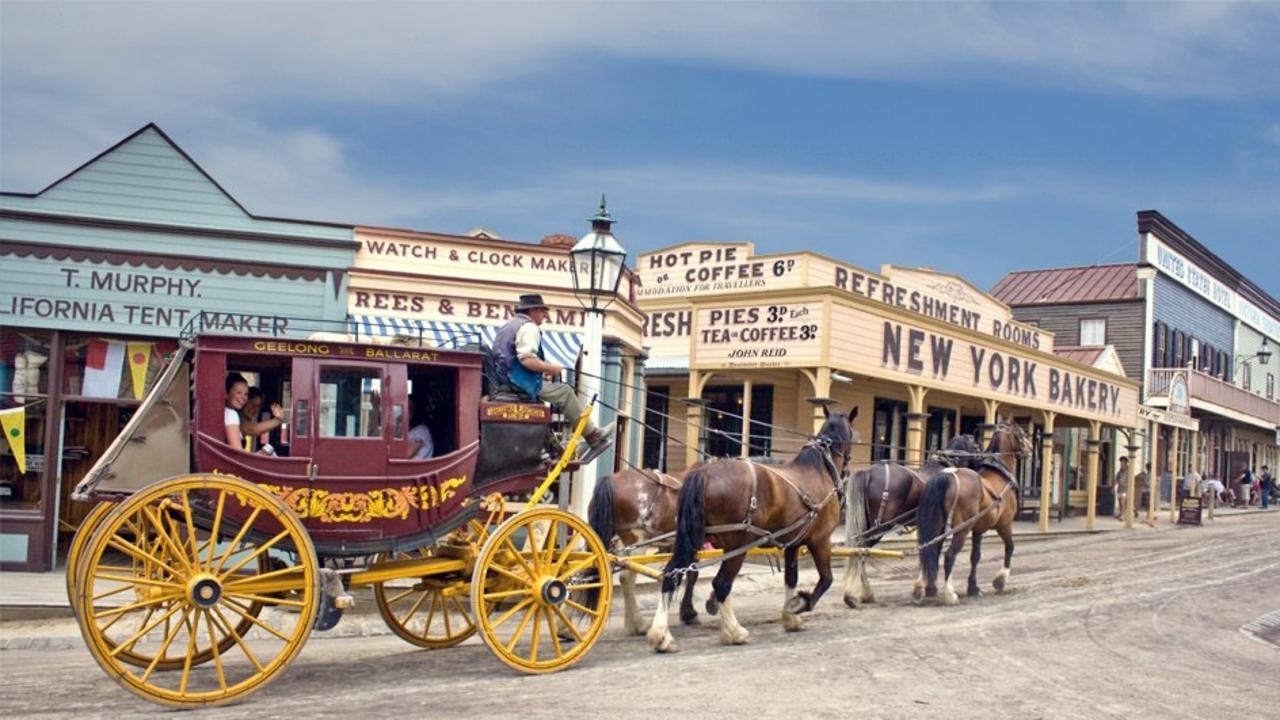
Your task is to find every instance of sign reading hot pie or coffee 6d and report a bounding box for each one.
[640,246,804,299]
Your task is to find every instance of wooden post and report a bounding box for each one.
[739,378,753,458]
[1189,429,1200,495]
[1147,420,1159,523]
[905,385,929,467]
[1125,435,1140,529]
[685,369,704,467]
[811,367,832,434]
[1038,410,1057,532]
[981,398,1000,448]
[1085,420,1102,532]
[1169,428,1181,523]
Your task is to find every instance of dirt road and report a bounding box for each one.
[3,513,1276,719]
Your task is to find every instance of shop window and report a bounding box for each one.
[1171,330,1184,367]
[1079,318,1106,346]
[702,384,773,458]
[642,386,670,471]
[1190,338,1200,369]
[62,336,178,400]
[1242,363,1252,392]
[1,327,55,510]
[319,367,383,438]
[1268,373,1275,400]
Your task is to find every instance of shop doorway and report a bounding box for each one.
[642,385,670,471]
[57,402,134,554]
[871,398,907,462]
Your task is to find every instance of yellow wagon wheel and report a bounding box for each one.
[471,507,612,674]
[66,501,116,608]
[75,474,318,709]
[373,547,477,649]
[70,499,271,671]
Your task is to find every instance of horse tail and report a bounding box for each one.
[917,471,952,591]
[588,473,615,549]
[582,474,618,611]
[663,466,708,599]
[846,468,870,548]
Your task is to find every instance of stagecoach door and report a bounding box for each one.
[307,360,391,477]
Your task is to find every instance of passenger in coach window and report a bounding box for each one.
[224,373,283,453]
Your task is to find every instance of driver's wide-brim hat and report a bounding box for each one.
[515,293,550,311]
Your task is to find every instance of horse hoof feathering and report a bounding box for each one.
[993,568,1009,593]
[720,626,750,645]
[941,584,960,606]
[648,628,677,653]
[781,612,806,632]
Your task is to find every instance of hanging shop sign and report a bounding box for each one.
[1138,406,1200,432]
[1168,371,1191,415]
[690,301,823,369]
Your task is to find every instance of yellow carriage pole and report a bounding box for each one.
[526,395,597,512]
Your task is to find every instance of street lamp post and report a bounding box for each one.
[568,196,627,519]
[1232,337,1272,389]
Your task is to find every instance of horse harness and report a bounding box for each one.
[614,470,684,535]
[661,440,847,581]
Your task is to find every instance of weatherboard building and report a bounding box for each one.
[637,241,1142,531]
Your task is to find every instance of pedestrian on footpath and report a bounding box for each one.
[1260,465,1275,510]
[1114,457,1130,520]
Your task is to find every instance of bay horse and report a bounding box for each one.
[916,420,1032,604]
[646,409,856,653]
[588,466,701,634]
[841,433,980,608]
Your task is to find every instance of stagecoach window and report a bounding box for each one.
[294,400,309,438]
[319,368,383,438]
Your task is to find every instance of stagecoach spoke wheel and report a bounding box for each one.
[471,508,612,674]
[373,548,476,649]
[66,501,116,609]
[75,475,318,708]
[70,499,270,671]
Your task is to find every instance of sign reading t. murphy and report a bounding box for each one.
[0,242,345,337]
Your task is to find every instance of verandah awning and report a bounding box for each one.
[348,315,584,370]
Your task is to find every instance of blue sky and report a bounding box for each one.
[3,1,1279,295]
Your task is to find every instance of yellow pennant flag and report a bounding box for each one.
[126,342,152,400]
[0,407,26,474]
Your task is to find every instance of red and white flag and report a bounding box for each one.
[83,339,125,398]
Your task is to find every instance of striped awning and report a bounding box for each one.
[348,315,584,370]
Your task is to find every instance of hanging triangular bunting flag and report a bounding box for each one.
[126,342,152,400]
[0,406,26,474]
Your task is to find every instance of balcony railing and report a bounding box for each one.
[1148,367,1280,426]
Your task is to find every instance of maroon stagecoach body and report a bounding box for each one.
[77,333,558,558]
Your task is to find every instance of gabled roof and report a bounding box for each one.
[991,263,1138,306]
[1055,345,1127,378]
[1,123,353,241]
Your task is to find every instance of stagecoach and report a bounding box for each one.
[66,321,614,708]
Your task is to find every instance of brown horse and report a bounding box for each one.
[646,410,856,653]
[588,467,701,634]
[841,433,980,607]
[916,420,1032,604]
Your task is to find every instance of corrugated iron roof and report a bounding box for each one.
[1054,345,1106,366]
[991,263,1138,306]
